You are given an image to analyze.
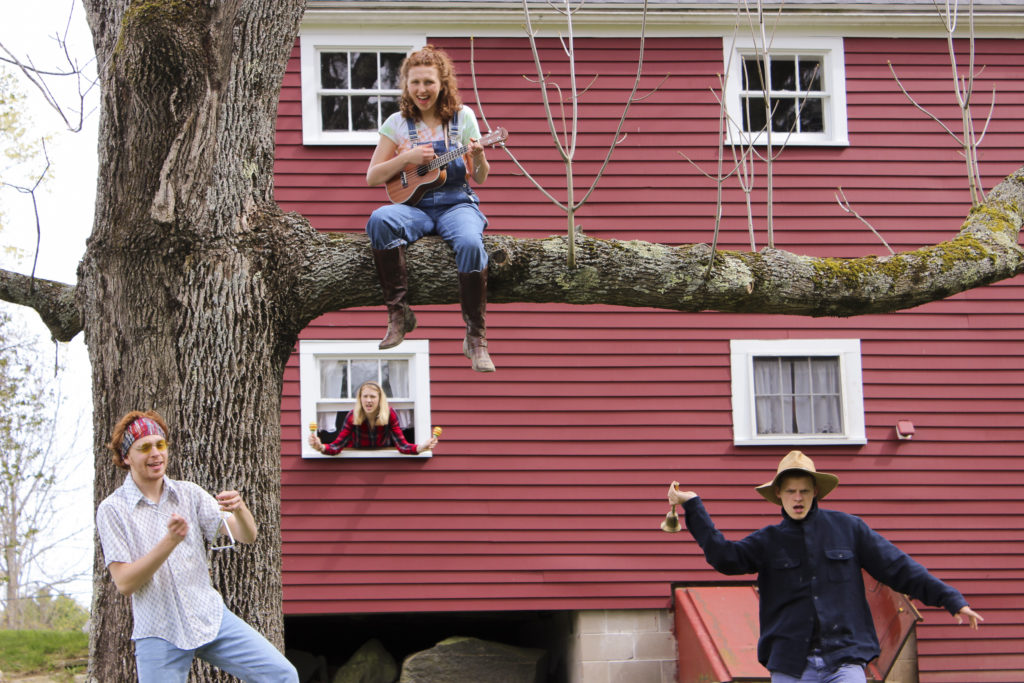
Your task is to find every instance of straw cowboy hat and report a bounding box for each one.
[755,450,840,505]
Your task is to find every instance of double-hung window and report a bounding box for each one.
[722,36,848,146]
[299,340,432,457]
[730,339,866,446]
[300,31,424,145]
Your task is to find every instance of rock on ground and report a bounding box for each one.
[399,636,546,683]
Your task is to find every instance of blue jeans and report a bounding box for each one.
[366,199,488,274]
[771,652,866,683]
[134,606,298,683]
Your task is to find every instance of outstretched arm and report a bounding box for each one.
[666,481,761,576]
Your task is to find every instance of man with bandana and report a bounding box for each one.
[96,410,298,683]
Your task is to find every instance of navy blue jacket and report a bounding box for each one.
[683,497,967,677]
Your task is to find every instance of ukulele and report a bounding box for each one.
[385,127,508,205]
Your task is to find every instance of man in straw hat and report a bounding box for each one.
[667,450,982,683]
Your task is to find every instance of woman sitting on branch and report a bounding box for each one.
[364,44,495,372]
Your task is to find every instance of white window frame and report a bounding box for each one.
[300,29,425,145]
[730,338,866,446]
[722,36,849,147]
[298,339,432,458]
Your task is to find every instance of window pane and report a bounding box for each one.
[382,359,410,398]
[320,52,349,89]
[813,396,843,433]
[792,396,810,433]
[791,359,810,394]
[396,408,416,443]
[321,95,349,131]
[770,57,797,91]
[753,356,842,435]
[351,95,378,131]
[351,360,378,392]
[755,395,783,434]
[753,358,775,394]
[742,96,767,132]
[380,96,400,121]
[770,97,796,132]
[350,52,378,89]
[799,58,823,90]
[742,57,766,91]
[380,53,405,89]
[799,99,824,133]
[319,360,348,399]
[811,357,840,393]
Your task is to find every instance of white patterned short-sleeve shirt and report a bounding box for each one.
[97,474,228,649]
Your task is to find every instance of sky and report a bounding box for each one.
[1,0,99,609]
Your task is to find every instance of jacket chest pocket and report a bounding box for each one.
[770,554,801,571]
[825,548,856,582]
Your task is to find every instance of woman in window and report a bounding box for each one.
[308,381,438,455]
[364,45,495,372]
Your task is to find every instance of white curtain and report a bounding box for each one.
[384,359,410,399]
[318,361,348,430]
[754,357,842,435]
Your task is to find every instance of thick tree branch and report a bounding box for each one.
[294,165,1024,320]
[0,271,80,342]
[4,167,1022,344]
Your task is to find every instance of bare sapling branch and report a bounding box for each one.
[835,188,896,255]
[0,0,97,134]
[470,39,567,210]
[1,141,52,287]
[889,0,994,206]
[471,0,661,269]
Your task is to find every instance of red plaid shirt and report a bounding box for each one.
[322,408,418,455]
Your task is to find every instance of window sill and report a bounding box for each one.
[733,436,867,447]
[301,448,432,459]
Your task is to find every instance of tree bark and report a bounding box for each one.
[0,0,1020,680]
[77,1,306,680]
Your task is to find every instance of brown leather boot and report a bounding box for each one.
[373,247,416,349]
[458,269,496,372]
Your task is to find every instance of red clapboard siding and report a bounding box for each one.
[276,28,1024,682]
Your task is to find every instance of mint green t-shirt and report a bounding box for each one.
[379,105,482,155]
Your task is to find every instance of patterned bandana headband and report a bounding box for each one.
[120,417,167,457]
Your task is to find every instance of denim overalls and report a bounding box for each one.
[366,115,489,274]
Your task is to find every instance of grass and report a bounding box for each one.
[0,630,89,678]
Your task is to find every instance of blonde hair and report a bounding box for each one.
[352,381,389,427]
[399,45,462,124]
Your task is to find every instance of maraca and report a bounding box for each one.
[432,426,442,438]
[308,421,317,433]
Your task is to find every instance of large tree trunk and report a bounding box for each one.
[79,1,306,680]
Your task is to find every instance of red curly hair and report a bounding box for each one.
[399,45,463,124]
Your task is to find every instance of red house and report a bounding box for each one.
[275,1,1024,680]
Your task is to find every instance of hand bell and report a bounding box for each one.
[660,505,681,533]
